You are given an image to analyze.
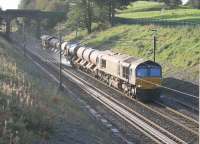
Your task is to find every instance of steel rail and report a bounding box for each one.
[160,96,199,113]
[155,100,199,124]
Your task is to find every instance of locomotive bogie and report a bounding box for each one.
[136,88,161,101]
[110,80,120,89]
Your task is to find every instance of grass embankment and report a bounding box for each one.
[64,1,200,84]
[0,37,118,143]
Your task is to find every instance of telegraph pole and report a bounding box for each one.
[23,22,26,57]
[59,24,63,90]
[152,29,157,62]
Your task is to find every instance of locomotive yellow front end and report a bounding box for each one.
[135,61,162,101]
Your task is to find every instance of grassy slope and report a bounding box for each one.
[0,36,118,143]
[65,1,200,83]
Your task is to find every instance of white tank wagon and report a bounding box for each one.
[61,42,68,51]
[77,47,87,59]
[40,35,162,102]
[83,48,95,62]
[90,50,101,65]
[49,38,60,49]
[40,35,55,49]
[60,42,68,56]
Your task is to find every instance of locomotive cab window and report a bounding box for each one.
[137,68,148,77]
[150,68,161,77]
[101,59,106,68]
[122,66,129,79]
[136,66,161,77]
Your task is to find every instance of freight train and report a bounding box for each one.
[41,35,162,101]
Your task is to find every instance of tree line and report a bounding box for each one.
[19,0,200,34]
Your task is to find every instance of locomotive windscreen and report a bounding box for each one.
[136,66,161,77]
[149,68,161,77]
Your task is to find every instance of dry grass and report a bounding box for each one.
[0,35,119,144]
[0,51,54,143]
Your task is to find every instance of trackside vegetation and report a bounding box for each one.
[0,36,120,144]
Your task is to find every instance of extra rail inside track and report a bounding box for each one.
[11,37,199,144]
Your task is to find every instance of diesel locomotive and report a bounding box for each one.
[41,35,162,101]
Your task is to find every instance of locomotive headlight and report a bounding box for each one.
[138,85,142,88]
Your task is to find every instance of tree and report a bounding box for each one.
[163,0,182,7]
[188,0,200,9]
[19,0,36,9]
[19,0,133,34]
[93,0,121,27]
[66,0,93,34]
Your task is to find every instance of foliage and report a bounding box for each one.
[163,0,182,7]
[187,0,200,9]
[19,0,68,30]
[19,0,69,12]
[66,0,121,33]
[19,0,132,33]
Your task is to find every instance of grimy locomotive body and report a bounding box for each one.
[41,35,162,101]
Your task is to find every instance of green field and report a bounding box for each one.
[65,1,200,83]
[117,1,200,23]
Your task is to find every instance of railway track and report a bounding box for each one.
[160,96,199,114]
[62,68,188,144]
[69,68,198,138]
[153,100,199,132]
[75,69,198,137]
[11,36,199,144]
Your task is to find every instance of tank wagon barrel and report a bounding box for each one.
[83,48,95,62]
[90,50,102,65]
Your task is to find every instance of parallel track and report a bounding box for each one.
[160,96,199,114]
[62,68,187,144]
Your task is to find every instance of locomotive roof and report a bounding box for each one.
[123,57,141,63]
